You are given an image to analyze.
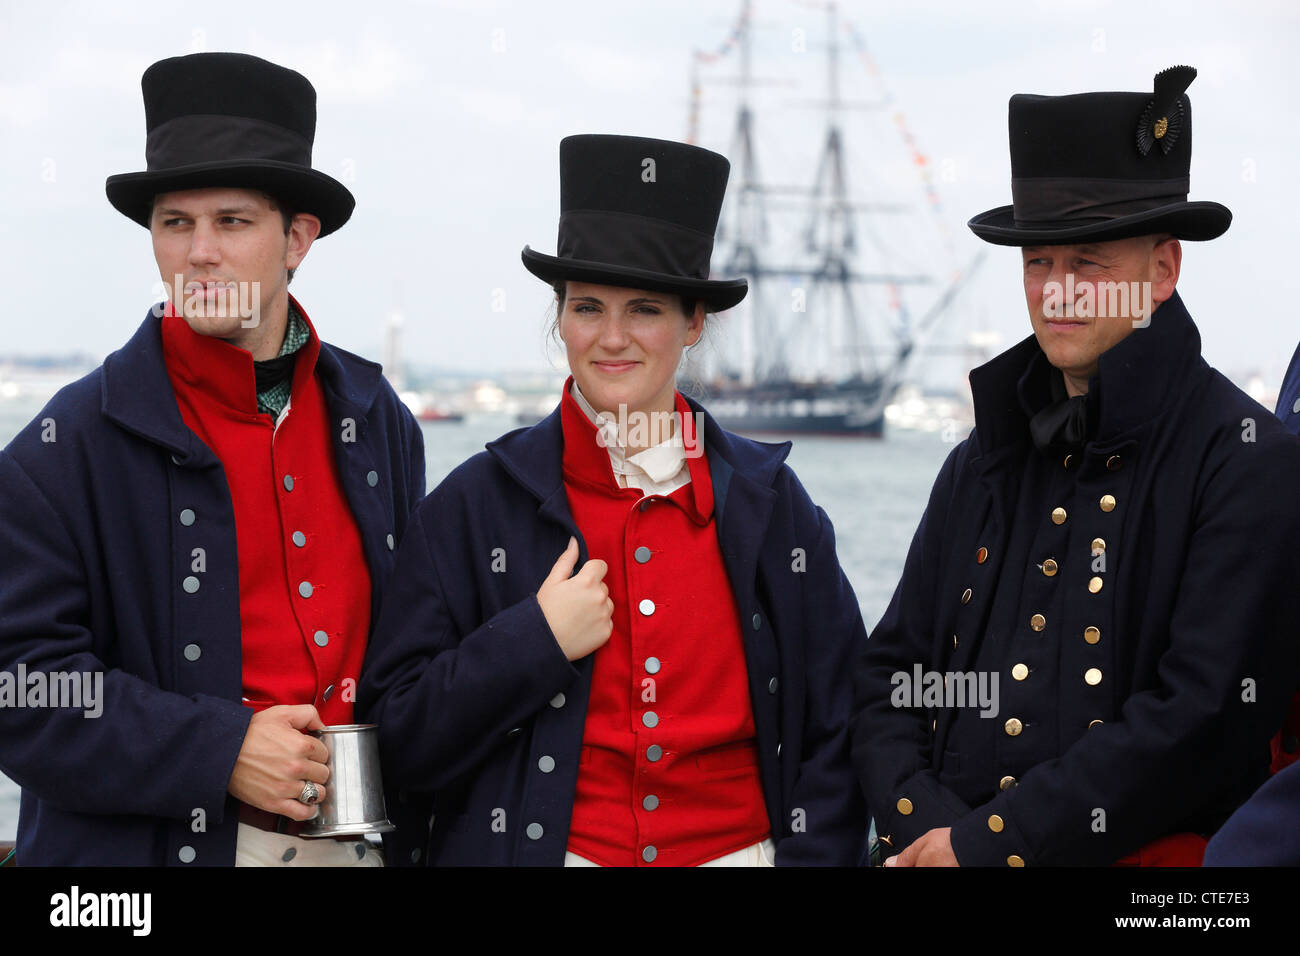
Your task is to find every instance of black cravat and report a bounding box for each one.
[1028,373,1091,453]
[253,350,297,395]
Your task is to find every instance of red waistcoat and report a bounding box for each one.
[559,381,769,866]
[161,299,371,724]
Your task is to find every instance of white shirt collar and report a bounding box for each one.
[570,380,688,484]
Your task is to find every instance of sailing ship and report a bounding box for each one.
[686,0,983,436]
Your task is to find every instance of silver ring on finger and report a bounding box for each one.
[298,780,321,805]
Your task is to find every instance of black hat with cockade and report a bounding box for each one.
[968,66,1230,245]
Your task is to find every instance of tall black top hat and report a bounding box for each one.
[968,66,1230,246]
[521,134,748,312]
[106,52,355,236]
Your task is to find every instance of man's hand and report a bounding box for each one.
[885,827,959,867]
[537,537,613,661]
[228,704,329,820]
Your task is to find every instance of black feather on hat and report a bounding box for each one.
[968,65,1230,246]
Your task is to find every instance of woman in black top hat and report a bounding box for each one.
[359,134,869,867]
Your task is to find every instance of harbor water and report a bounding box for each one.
[0,392,953,840]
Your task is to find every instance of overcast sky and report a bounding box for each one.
[2,0,1298,393]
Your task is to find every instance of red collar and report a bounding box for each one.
[160,294,322,417]
[559,375,714,523]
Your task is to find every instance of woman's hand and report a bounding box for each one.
[537,537,614,661]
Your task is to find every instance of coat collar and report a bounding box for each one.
[102,298,387,462]
[159,298,323,419]
[968,288,1204,457]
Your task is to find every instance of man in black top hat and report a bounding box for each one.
[0,53,425,866]
[851,67,1300,866]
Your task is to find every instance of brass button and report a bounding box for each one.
[1007,854,1025,867]
[1051,507,1067,525]
[1091,537,1106,554]
[1089,719,1104,728]
[1106,455,1122,471]
[1085,667,1103,686]
[1004,717,1023,736]
[961,587,972,604]
[1029,613,1046,632]
[1100,494,1116,512]
[878,834,894,848]
[976,546,988,564]
[1042,558,1058,577]
[988,814,1004,833]
[999,775,1017,791]
[932,719,937,731]
[1011,663,1029,681]
[1088,576,1103,593]
[953,634,959,649]
[897,798,914,816]
[1063,454,1074,469]
[1084,626,1101,644]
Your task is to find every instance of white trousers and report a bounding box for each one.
[233,822,385,867]
[564,838,776,867]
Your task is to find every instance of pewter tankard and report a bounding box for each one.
[300,724,395,838]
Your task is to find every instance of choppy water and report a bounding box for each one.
[0,393,951,841]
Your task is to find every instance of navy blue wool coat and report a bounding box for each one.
[357,396,870,866]
[0,309,424,866]
[1202,346,1300,866]
[852,291,1300,866]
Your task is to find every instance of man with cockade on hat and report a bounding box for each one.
[851,66,1300,866]
[0,53,424,866]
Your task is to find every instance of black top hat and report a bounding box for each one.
[521,134,748,312]
[106,53,355,236]
[968,66,1230,246]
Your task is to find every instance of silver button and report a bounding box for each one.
[768,677,779,694]
[646,745,663,762]
[183,643,201,662]
[776,742,783,758]
[313,630,329,647]
[366,470,379,487]
[179,508,195,526]
[538,755,555,773]
[323,684,334,701]
[645,657,661,675]
[355,844,366,860]
[639,500,650,512]
[642,845,657,862]
[299,581,313,598]
[634,546,652,563]
[1293,397,1300,414]
[643,794,659,811]
[549,693,566,708]
[410,848,421,863]
[283,475,294,491]
[386,533,395,550]
[182,576,200,594]
[638,598,655,616]
[178,845,196,863]
[752,612,761,630]
[506,727,523,738]
[171,454,184,466]
[281,847,297,863]
[642,711,659,728]
[292,531,306,547]
[526,823,544,840]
